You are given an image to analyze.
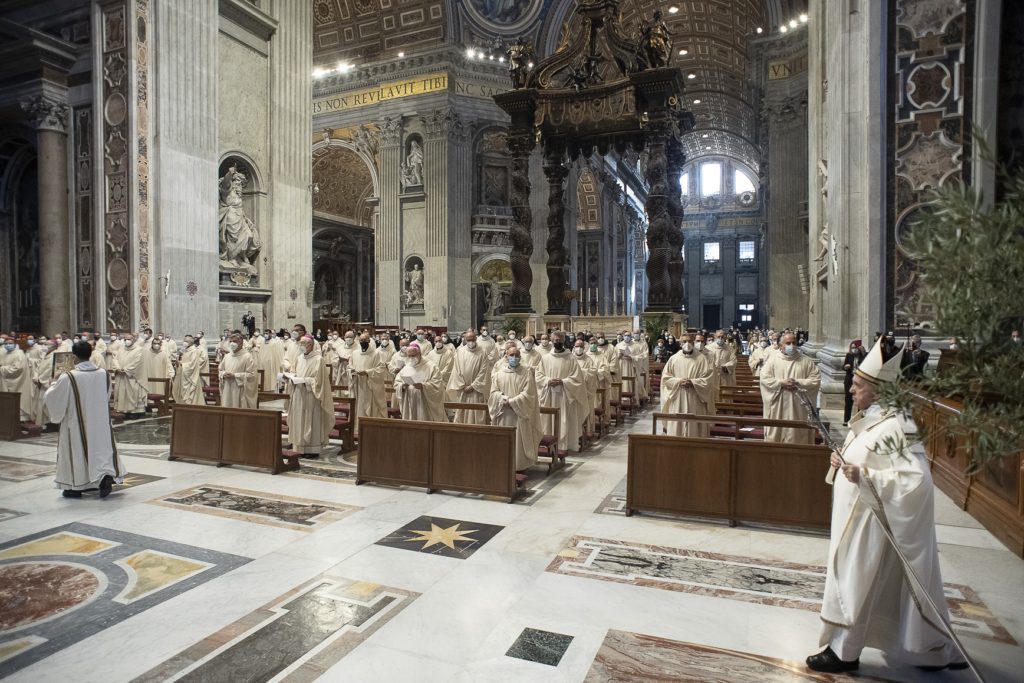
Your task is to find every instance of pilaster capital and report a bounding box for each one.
[20,94,69,134]
[421,108,470,143]
[378,115,403,147]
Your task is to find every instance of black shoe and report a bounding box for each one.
[99,475,115,498]
[917,662,969,672]
[62,489,83,498]
[806,647,859,673]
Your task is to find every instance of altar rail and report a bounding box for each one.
[356,416,519,502]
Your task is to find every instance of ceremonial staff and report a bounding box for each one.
[795,386,984,682]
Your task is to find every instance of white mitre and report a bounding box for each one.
[854,338,904,385]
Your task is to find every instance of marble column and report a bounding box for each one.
[506,130,535,314]
[21,95,71,334]
[376,117,403,326]
[543,144,569,316]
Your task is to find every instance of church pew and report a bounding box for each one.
[651,412,819,443]
[627,416,832,530]
[146,377,173,416]
[332,395,356,452]
[593,387,608,437]
[608,380,624,425]
[719,385,762,405]
[169,404,299,474]
[715,401,764,417]
[618,376,638,415]
[356,416,520,502]
[0,392,21,440]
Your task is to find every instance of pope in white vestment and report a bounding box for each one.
[394,344,446,422]
[809,338,963,672]
[446,334,492,425]
[660,341,715,438]
[759,334,820,443]
[219,336,258,408]
[489,351,541,470]
[535,335,587,452]
[286,337,334,455]
[111,337,147,413]
[45,357,126,494]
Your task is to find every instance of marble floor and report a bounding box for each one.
[1,411,1022,682]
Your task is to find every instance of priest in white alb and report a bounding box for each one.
[349,332,387,432]
[111,333,147,415]
[571,338,600,438]
[807,338,965,674]
[424,338,455,387]
[536,331,587,452]
[446,330,492,424]
[174,336,207,406]
[219,332,258,408]
[758,332,821,443]
[489,343,541,471]
[45,341,126,498]
[0,336,33,420]
[142,336,174,397]
[708,329,737,397]
[286,334,335,457]
[30,339,59,425]
[394,342,446,422]
[659,334,715,437]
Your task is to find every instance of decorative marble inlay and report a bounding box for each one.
[113,416,170,444]
[113,550,212,604]
[376,515,504,559]
[0,523,249,676]
[506,627,574,667]
[151,485,358,531]
[131,576,418,683]
[548,536,1015,645]
[895,131,962,191]
[0,508,27,524]
[585,630,904,682]
[0,455,55,482]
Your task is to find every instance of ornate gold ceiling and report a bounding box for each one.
[313,0,808,170]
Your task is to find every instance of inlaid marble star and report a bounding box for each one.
[405,523,479,550]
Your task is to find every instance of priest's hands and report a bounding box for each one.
[679,379,692,387]
[782,379,798,390]
[830,452,843,469]
[840,464,860,484]
[413,382,423,391]
[549,378,563,386]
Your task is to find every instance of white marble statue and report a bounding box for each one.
[218,165,261,274]
[405,263,424,306]
[400,140,423,190]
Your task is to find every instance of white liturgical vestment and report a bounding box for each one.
[394,357,446,422]
[536,349,586,452]
[111,343,147,413]
[489,363,541,470]
[659,350,714,438]
[287,349,334,455]
[446,344,492,425]
[0,346,32,419]
[759,351,820,443]
[219,350,258,409]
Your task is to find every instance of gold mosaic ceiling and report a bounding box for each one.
[313,0,809,170]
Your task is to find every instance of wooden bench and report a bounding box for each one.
[356,416,520,502]
[627,417,832,530]
[169,404,299,474]
[651,412,820,443]
[720,385,762,405]
[538,405,566,473]
[715,401,765,417]
[0,392,22,440]
[146,377,173,416]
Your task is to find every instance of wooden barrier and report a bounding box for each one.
[356,416,520,502]
[169,404,298,474]
[627,420,832,529]
[0,392,20,440]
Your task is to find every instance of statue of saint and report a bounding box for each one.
[506,37,535,89]
[404,262,424,306]
[400,140,423,190]
[218,165,261,274]
[640,11,672,69]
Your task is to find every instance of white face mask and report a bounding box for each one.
[508,333,516,339]
[344,338,354,346]
[541,340,550,348]
[694,341,703,351]
[466,341,477,350]
[408,356,419,366]
[125,339,135,348]
[715,339,724,347]
[681,342,693,353]
[572,347,584,356]
[623,335,632,343]
[480,330,488,337]
[435,342,443,351]
[524,342,534,351]
[229,342,239,352]
[760,341,770,348]
[783,344,796,355]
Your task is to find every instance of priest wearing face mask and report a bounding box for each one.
[536,333,553,356]
[331,330,358,392]
[659,334,715,437]
[708,329,737,393]
[425,336,455,386]
[111,333,148,416]
[536,330,587,452]
[349,332,387,431]
[376,332,397,365]
[489,343,541,470]
[388,337,410,377]
[516,335,543,370]
[571,338,601,438]
[0,336,32,420]
[613,330,638,391]
[30,339,59,425]
[256,329,284,392]
[446,329,492,424]
[476,326,498,365]
[395,341,446,422]
[142,335,175,396]
[691,333,718,413]
[285,335,334,457]
[747,336,773,378]
[807,338,966,674]
[219,332,258,409]
[174,335,207,406]
[759,332,820,443]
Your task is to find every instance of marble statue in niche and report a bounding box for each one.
[482,166,509,205]
[219,165,261,274]
[404,258,424,307]
[400,140,423,190]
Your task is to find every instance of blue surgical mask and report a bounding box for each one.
[507,356,520,368]
[783,345,796,355]
[623,335,632,343]
[27,339,35,346]
[3,343,15,353]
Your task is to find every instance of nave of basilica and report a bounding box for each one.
[0,0,1023,681]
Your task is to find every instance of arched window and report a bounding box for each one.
[701,162,721,196]
[734,168,756,194]
[680,172,689,195]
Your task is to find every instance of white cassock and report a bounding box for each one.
[519,347,543,371]
[446,344,492,424]
[424,346,455,387]
[350,346,387,431]
[30,353,56,424]
[333,341,357,391]
[287,349,334,455]
[57,339,72,353]
[258,337,284,391]
[536,349,587,452]
[26,343,45,363]
[586,349,612,425]
[614,341,638,392]
[476,336,498,365]
[708,342,737,392]
[0,346,33,420]
[219,350,258,409]
[45,362,126,491]
[660,351,714,437]
[111,343,147,413]
[175,346,206,406]
[759,351,820,443]
[489,363,541,470]
[629,340,650,400]
[697,347,719,413]
[747,344,772,377]
[142,347,174,394]
[377,339,397,366]
[394,358,446,422]
[573,351,599,434]
[820,405,960,666]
